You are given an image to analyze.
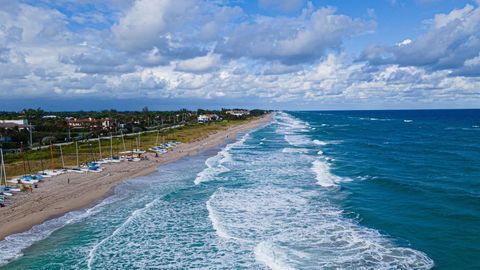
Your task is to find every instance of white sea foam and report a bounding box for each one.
[194,133,249,185]
[0,194,123,266]
[311,159,342,187]
[313,139,328,146]
[404,119,413,123]
[87,198,158,270]
[359,117,393,121]
[204,111,433,269]
[208,186,433,270]
[284,135,311,146]
[254,241,296,270]
[282,148,308,154]
[275,112,310,136]
[206,191,246,242]
[206,199,232,240]
[275,112,309,130]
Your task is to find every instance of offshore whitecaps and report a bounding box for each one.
[202,112,433,269]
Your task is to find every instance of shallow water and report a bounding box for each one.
[0,110,478,269]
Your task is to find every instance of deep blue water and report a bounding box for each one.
[0,110,478,269]
[292,110,480,269]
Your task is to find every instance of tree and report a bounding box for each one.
[41,136,56,145]
[132,127,142,133]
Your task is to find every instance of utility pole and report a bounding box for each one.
[76,141,79,167]
[28,120,33,148]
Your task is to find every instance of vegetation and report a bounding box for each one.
[0,108,269,178]
[0,108,269,150]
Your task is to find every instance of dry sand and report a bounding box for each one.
[0,114,272,240]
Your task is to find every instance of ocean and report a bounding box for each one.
[0,110,479,269]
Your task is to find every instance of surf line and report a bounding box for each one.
[194,133,250,185]
[86,198,158,270]
[206,191,250,243]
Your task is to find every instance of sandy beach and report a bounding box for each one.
[0,114,272,241]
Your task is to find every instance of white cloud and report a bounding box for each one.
[175,53,221,73]
[362,3,480,72]
[217,6,374,64]
[0,0,479,109]
[112,0,179,51]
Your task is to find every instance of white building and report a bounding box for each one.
[198,114,220,123]
[198,115,209,122]
[0,119,27,125]
[225,110,250,117]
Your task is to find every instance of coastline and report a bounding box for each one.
[0,114,272,241]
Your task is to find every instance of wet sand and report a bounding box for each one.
[0,114,272,240]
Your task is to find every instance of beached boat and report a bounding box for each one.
[66,168,87,174]
[38,169,66,178]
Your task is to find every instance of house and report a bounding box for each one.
[0,119,28,130]
[0,123,27,130]
[198,114,220,123]
[42,115,57,119]
[225,110,250,117]
[0,119,28,125]
[66,118,112,129]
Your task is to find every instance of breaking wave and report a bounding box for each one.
[194,133,249,185]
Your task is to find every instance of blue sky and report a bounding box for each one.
[1,0,479,111]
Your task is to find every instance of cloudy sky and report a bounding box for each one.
[1,0,480,110]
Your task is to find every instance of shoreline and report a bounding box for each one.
[0,114,272,241]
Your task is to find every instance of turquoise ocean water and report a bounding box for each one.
[0,110,478,269]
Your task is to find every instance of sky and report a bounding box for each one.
[1,0,480,111]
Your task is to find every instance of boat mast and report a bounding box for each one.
[121,132,126,152]
[2,149,6,186]
[98,136,102,160]
[110,134,113,158]
[0,149,3,186]
[0,148,6,186]
[50,142,55,171]
[21,142,26,176]
[40,157,44,173]
[59,144,65,168]
[76,141,79,167]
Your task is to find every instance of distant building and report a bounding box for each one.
[198,114,220,123]
[0,119,27,125]
[42,115,57,119]
[0,119,28,130]
[66,118,112,129]
[225,110,250,117]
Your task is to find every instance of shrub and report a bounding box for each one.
[41,136,56,145]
